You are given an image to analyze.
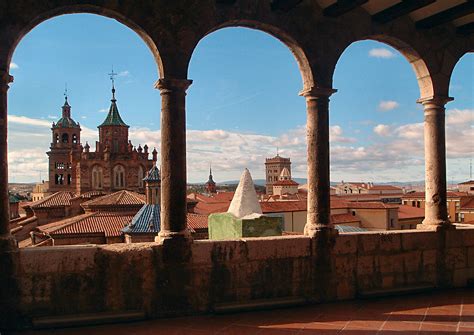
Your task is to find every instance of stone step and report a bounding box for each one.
[214,296,307,314]
[359,283,435,299]
[32,310,146,329]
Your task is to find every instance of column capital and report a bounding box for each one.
[417,95,453,107]
[299,86,337,99]
[0,69,14,89]
[154,78,192,93]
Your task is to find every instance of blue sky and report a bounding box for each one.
[7,14,473,184]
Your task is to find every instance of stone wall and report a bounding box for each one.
[9,227,474,329]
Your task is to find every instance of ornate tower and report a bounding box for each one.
[144,165,161,205]
[47,94,82,192]
[97,72,129,154]
[265,154,291,195]
[206,165,217,194]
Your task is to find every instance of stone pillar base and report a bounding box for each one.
[155,229,193,245]
[304,224,338,238]
[416,222,454,231]
[0,234,17,252]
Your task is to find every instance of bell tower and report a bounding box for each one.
[47,91,82,192]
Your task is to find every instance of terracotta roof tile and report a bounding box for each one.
[41,212,133,237]
[458,180,474,185]
[398,205,425,219]
[402,191,468,199]
[331,213,360,225]
[273,180,299,186]
[187,213,208,230]
[31,191,76,209]
[82,190,145,207]
[261,201,307,213]
[460,197,474,210]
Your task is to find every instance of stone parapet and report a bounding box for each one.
[4,228,474,330]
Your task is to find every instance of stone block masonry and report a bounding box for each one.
[5,227,474,329]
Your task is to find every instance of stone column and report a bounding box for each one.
[418,96,453,230]
[0,70,14,248]
[301,87,337,237]
[155,78,193,244]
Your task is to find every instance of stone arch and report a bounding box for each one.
[61,133,69,144]
[4,5,163,78]
[447,51,473,98]
[332,35,435,100]
[187,21,316,91]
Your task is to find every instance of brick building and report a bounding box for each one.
[47,83,157,194]
[265,154,291,195]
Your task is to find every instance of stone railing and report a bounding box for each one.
[8,227,474,329]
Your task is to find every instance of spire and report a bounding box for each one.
[62,84,71,118]
[208,163,214,182]
[99,69,129,128]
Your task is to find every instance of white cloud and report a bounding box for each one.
[118,70,130,77]
[373,124,391,136]
[378,100,399,112]
[81,116,87,119]
[5,108,474,183]
[8,115,51,127]
[369,48,396,59]
[98,108,108,113]
[9,62,19,70]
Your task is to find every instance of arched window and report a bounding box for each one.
[72,134,78,144]
[113,165,126,188]
[55,133,59,143]
[92,166,103,189]
[138,166,144,188]
[61,133,69,143]
[67,174,72,185]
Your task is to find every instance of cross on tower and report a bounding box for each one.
[109,67,118,100]
[64,83,68,102]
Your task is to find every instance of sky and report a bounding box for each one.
[7,14,473,184]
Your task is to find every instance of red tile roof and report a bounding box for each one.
[402,191,468,199]
[398,205,425,219]
[273,180,299,186]
[187,213,208,230]
[194,202,230,215]
[72,190,107,200]
[460,197,474,210]
[458,180,474,185]
[261,201,307,213]
[39,212,208,238]
[39,212,133,237]
[82,190,145,207]
[331,213,360,225]
[30,191,76,209]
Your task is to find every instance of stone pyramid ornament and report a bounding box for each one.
[227,168,262,219]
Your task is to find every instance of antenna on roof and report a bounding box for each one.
[276,146,279,156]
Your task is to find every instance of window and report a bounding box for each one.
[352,211,356,216]
[113,165,126,188]
[390,219,395,228]
[92,166,103,189]
[72,134,78,144]
[55,133,59,143]
[61,133,69,143]
[67,174,72,185]
[416,201,421,208]
[113,140,119,153]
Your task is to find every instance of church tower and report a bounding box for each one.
[97,73,129,154]
[47,94,82,192]
[206,165,217,194]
